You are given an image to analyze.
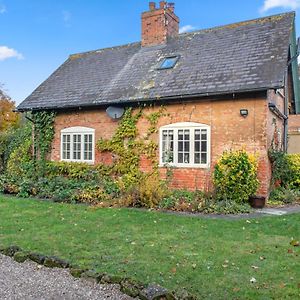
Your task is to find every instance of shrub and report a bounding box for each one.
[286,154,300,189]
[72,186,112,205]
[269,187,300,204]
[46,161,100,181]
[269,150,293,188]
[0,123,32,174]
[7,139,34,179]
[119,174,169,208]
[199,199,252,214]
[160,190,209,212]
[213,150,259,204]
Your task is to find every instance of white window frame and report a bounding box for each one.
[60,126,95,164]
[159,122,211,168]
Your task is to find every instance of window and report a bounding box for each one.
[159,122,210,168]
[159,56,179,69]
[61,127,95,163]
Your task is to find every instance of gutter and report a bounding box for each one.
[16,87,272,112]
[268,102,288,120]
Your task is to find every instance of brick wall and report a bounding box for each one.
[51,95,272,197]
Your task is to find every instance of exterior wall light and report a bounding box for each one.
[240,109,248,117]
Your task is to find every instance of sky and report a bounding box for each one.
[1,0,300,104]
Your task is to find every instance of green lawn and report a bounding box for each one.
[0,195,299,299]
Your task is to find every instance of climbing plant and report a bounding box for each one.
[32,111,56,175]
[97,106,165,189]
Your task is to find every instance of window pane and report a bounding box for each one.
[184,141,190,151]
[184,153,190,163]
[195,153,200,164]
[201,141,207,151]
[73,134,81,160]
[201,130,207,140]
[201,153,207,164]
[195,129,200,140]
[84,134,93,161]
[195,141,200,152]
[177,129,190,164]
[178,130,183,140]
[160,56,178,69]
[162,130,174,163]
[178,141,183,152]
[62,134,71,160]
[178,153,183,163]
[184,130,190,140]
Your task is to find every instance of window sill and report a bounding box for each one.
[159,164,210,169]
[61,159,95,165]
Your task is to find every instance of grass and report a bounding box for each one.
[0,195,299,299]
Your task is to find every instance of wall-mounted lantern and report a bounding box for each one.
[240,109,249,118]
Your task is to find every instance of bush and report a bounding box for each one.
[199,199,252,214]
[119,174,169,208]
[160,190,209,212]
[72,186,112,205]
[213,150,259,204]
[46,161,100,181]
[0,123,32,173]
[286,154,300,189]
[269,150,293,188]
[269,187,300,204]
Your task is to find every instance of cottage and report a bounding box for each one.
[17,2,300,197]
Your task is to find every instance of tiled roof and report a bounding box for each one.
[17,12,294,111]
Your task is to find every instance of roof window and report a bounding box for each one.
[158,56,179,69]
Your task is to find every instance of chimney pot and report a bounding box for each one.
[168,3,175,12]
[149,2,156,11]
[159,1,166,9]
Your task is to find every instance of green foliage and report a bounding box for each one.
[46,161,100,180]
[286,153,300,189]
[269,150,292,187]
[0,123,32,172]
[199,199,252,214]
[7,139,33,179]
[269,187,300,204]
[213,150,259,204]
[160,190,210,212]
[159,189,252,214]
[119,174,169,208]
[32,111,56,175]
[269,151,300,189]
[97,107,164,189]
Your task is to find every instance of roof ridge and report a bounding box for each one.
[178,11,295,37]
[69,11,294,60]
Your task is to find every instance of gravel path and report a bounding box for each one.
[0,254,133,300]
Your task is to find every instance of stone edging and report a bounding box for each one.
[0,245,197,300]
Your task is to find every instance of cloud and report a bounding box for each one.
[62,10,72,26]
[179,25,196,34]
[260,0,300,12]
[0,46,24,61]
[0,4,6,14]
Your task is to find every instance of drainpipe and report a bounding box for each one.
[283,69,289,152]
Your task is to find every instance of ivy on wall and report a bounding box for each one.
[97,106,166,189]
[32,111,56,161]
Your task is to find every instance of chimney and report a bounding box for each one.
[141,1,179,47]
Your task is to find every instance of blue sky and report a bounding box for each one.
[1,0,300,104]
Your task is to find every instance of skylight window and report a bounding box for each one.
[159,56,179,69]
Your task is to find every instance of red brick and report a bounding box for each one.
[51,94,283,198]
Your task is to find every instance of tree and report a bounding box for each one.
[0,87,20,132]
